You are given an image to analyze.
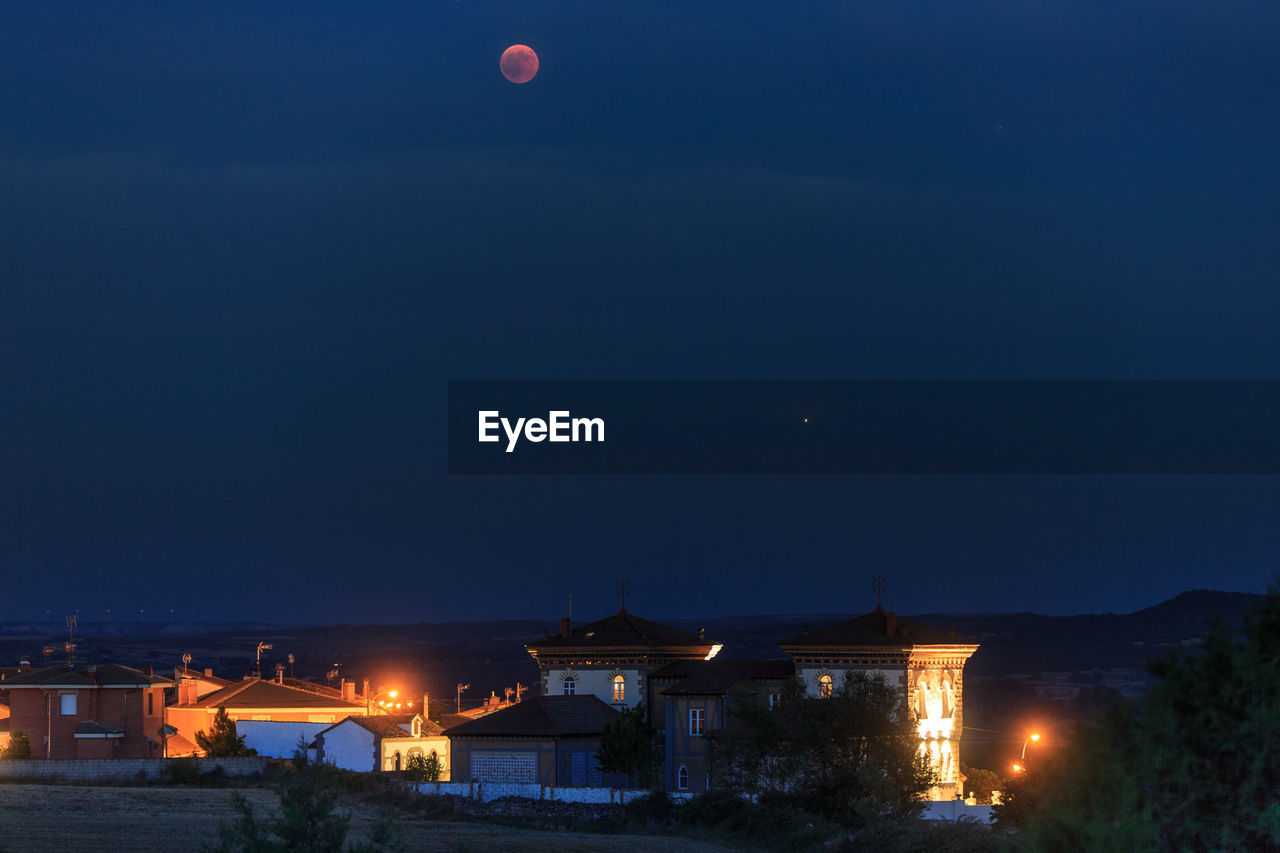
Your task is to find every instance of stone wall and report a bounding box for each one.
[0,757,268,780]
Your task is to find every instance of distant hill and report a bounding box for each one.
[0,590,1265,711]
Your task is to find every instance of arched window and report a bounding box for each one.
[819,674,833,698]
[562,677,576,695]
[393,751,402,771]
[677,765,689,790]
[612,674,625,703]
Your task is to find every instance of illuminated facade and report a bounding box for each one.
[779,606,979,800]
[525,608,718,729]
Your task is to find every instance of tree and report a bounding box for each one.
[597,702,657,787]
[0,731,32,760]
[196,706,258,757]
[715,672,934,828]
[1002,586,1280,850]
[212,772,394,853]
[958,763,1004,805]
[403,751,442,783]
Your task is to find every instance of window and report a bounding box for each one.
[147,692,154,715]
[393,751,402,771]
[677,765,689,790]
[689,708,704,736]
[769,693,781,709]
[612,674,625,703]
[562,677,576,696]
[60,693,77,715]
[819,674,833,699]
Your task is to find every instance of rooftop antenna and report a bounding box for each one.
[615,578,632,611]
[287,653,295,680]
[255,642,273,677]
[181,652,192,671]
[456,682,470,714]
[871,575,888,607]
[65,615,77,667]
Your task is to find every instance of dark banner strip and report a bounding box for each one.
[447,381,1280,474]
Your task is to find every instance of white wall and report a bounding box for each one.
[380,735,449,779]
[236,721,332,759]
[414,781,654,804]
[320,722,378,771]
[545,667,641,709]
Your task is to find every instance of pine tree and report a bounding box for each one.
[715,673,934,828]
[596,703,657,787]
[195,706,258,757]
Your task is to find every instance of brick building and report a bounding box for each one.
[1,663,171,759]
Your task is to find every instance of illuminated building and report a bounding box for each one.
[524,607,719,728]
[780,605,979,800]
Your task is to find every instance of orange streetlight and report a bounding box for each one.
[1012,762,1024,773]
[1021,732,1041,761]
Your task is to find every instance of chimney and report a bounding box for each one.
[204,668,213,677]
[342,680,356,702]
[144,665,153,676]
[885,611,898,636]
[560,617,571,638]
[18,657,30,671]
[87,664,97,674]
[178,681,198,705]
[697,627,705,639]
[362,679,370,703]
[422,692,430,717]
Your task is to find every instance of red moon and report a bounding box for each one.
[500,44,539,84]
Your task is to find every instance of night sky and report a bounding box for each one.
[3,2,1279,624]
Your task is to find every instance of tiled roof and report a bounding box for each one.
[377,713,443,736]
[658,659,796,696]
[779,607,973,648]
[187,678,366,710]
[74,720,125,736]
[444,696,619,738]
[526,608,713,651]
[2,663,171,688]
[175,666,233,687]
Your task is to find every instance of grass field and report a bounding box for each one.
[0,784,733,852]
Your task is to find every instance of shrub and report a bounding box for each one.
[160,757,201,786]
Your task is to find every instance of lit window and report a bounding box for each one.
[819,675,833,699]
[60,693,77,715]
[769,693,781,709]
[678,765,689,790]
[612,675,625,703]
[562,677,575,696]
[689,708,704,736]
